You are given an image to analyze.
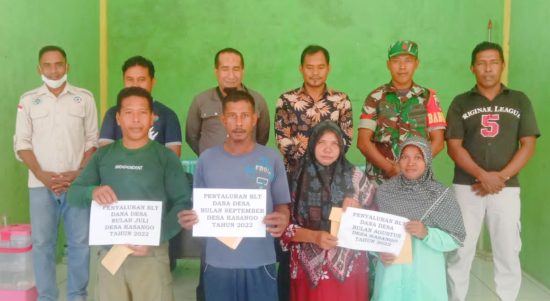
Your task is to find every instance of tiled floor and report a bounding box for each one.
[466,254,550,301]
[54,252,550,301]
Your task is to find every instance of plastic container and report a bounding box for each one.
[0,287,37,301]
[0,224,35,297]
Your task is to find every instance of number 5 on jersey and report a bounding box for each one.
[481,114,500,137]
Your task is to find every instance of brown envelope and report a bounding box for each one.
[329,207,343,236]
[216,237,243,250]
[101,245,135,275]
[392,233,412,264]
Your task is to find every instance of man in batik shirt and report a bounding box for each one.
[357,40,446,184]
[275,45,353,173]
[274,44,353,301]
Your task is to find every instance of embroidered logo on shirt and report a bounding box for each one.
[73,96,82,103]
[114,165,143,171]
[32,98,41,105]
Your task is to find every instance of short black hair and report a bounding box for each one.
[39,45,67,61]
[471,41,504,66]
[222,89,255,112]
[116,87,153,113]
[215,48,245,68]
[300,45,330,65]
[122,56,155,78]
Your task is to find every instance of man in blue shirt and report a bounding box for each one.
[99,56,182,157]
[179,90,290,301]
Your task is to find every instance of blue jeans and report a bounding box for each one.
[203,263,278,301]
[29,187,90,301]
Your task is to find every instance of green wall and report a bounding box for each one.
[509,0,549,287]
[0,0,99,224]
[106,0,504,185]
[2,0,548,289]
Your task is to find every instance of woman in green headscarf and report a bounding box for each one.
[372,136,465,301]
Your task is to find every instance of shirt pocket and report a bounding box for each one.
[378,100,398,120]
[406,103,427,128]
[200,107,221,121]
[30,107,49,119]
[30,107,50,131]
[66,104,86,128]
[199,107,222,130]
[68,104,85,118]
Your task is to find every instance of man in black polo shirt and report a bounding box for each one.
[445,41,540,301]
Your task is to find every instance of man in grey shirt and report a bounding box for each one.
[186,48,270,155]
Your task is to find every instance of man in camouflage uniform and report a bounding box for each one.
[357,40,446,184]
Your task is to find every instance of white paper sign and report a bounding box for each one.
[192,188,267,237]
[89,200,163,246]
[337,207,409,255]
